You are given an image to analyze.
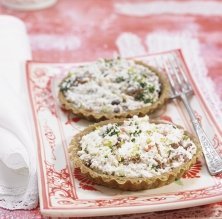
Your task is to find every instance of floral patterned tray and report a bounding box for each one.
[26,50,222,217]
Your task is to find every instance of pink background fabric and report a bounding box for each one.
[0,0,222,218]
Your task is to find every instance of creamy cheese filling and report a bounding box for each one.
[78,116,197,178]
[59,58,161,113]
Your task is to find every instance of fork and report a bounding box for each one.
[162,54,222,176]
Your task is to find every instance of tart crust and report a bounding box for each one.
[69,118,202,191]
[59,61,170,121]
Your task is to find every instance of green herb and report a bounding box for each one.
[102,124,120,137]
[135,92,153,104]
[135,93,144,101]
[84,148,89,153]
[115,76,125,83]
[59,78,73,92]
[151,164,157,170]
[168,150,172,157]
[139,81,147,88]
[144,98,152,104]
[148,86,155,93]
[131,138,136,142]
[109,129,119,136]
[130,129,142,137]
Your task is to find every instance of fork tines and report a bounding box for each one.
[162,54,193,98]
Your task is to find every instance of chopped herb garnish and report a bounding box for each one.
[168,150,172,157]
[84,148,89,153]
[130,129,142,137]
[102,124,120,137]
[151,164,157,170]
[115,77,125,83]
[144,98,152,104]
[148,86,155,93]
[109,129,119,136]
[59,78,73,92]
[135,93,144,101]
[134,92,153,104]
[139,81,147,88]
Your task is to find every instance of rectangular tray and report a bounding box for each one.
[26,49,222,217]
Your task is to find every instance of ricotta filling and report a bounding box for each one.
[59,58,161,113]
[78,116,197,178]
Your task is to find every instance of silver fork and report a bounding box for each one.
[162,54,222,176]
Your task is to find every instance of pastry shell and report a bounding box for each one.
[59,61,170,121]
[69,118,202,191]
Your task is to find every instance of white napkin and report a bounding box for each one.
[0,15,38,210]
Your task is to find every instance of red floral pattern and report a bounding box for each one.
[182,161,202,179]
[175,183,222,201]
[45,162,74,200]
[73,168,97,191]
[61,108,81,125]
[31,67,57,116]
[43,122,56,160]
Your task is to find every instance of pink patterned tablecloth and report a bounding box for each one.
[0,0,222,218]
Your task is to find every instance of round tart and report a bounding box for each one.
[69,116,202,191]
[59,58,170,121]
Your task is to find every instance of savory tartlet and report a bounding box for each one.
[59,58,170,121]
[69,116,202,191]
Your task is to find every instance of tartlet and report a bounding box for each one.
[59,58,170,121]
[69,116,202,191]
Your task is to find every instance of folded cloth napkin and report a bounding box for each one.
[0,15,38,210]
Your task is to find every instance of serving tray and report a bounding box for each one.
[26,49,222,217]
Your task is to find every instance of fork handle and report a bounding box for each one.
[181,94,222,175]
